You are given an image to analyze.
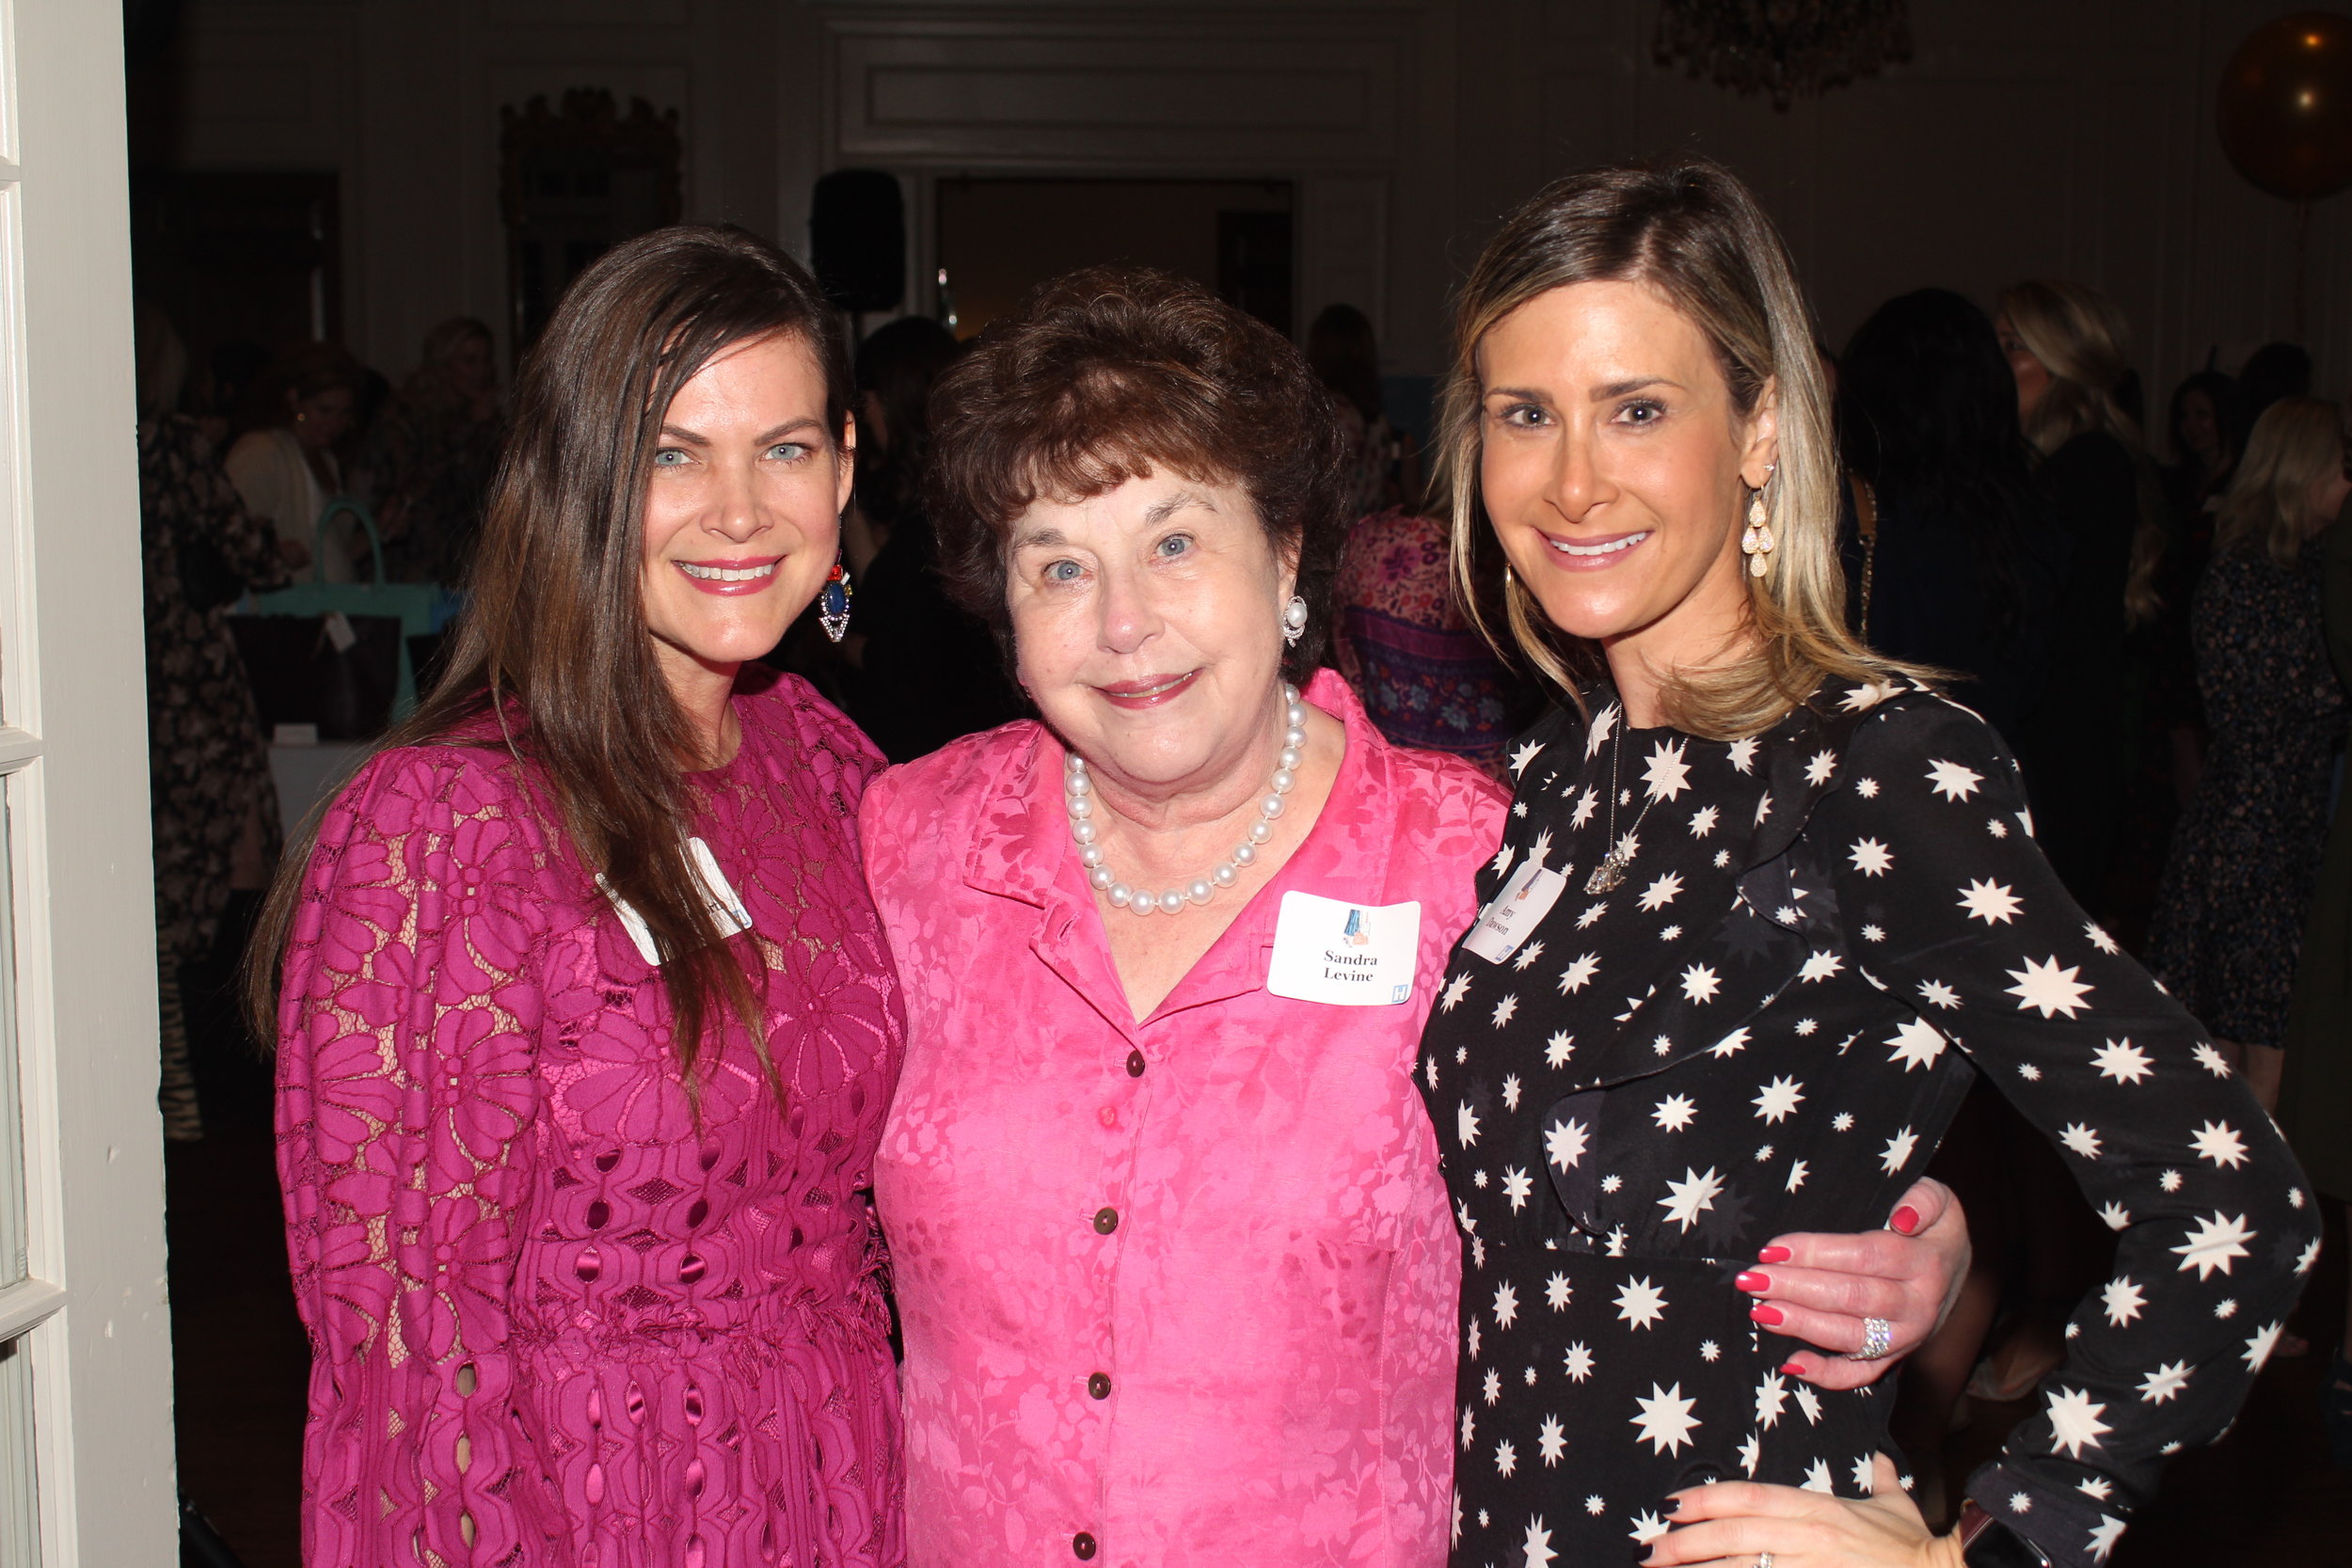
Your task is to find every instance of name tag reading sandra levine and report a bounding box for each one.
[1265,891,1421,1006]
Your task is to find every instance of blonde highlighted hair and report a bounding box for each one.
[2215,396,2345,566]
[1997,278,2169,626]
[1436,157,1918,740]
[1996,280,2140,455]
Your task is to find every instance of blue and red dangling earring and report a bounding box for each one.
[818,555,853,642]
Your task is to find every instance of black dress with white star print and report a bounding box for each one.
[1417,679,2316,1568]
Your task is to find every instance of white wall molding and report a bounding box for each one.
[154,0,2347,397]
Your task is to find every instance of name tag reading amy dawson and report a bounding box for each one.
[1460,856,1568,965]
[1265,891,1422,1006]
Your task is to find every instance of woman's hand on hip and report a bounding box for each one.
[1645,1456,1965,1568]
[1739,1177,1969,1389]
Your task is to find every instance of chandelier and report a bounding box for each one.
[1654,0,1913,110]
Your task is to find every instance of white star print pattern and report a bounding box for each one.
[1440,972,1472,1012]
[2045,1388,2112,1458]
[2171,1212,2254,1279]
[1959,879,2024,925]
[1884,1018,1949,1072]
[2188,1121,2249,1169]
[1613,1277,1666,1330]
[1752,1076,1805,1123]
[1656,1167,1724,1231]
[1545,1118,1590,1171]
[1925,757,1983,800]
[2059,1123,2105,1161]
[1629,1384,1700,1454]
[1417,682,2314,1568]
[1536,1415,1566,1465]
[2090,1038,2153,1085]
[2137,1361,2190,1403]
[2006,956,2095,1018]
[1644,740,1692,801]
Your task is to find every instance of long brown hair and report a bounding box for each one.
[246,225,851,1101]
[1435,158,1919,738]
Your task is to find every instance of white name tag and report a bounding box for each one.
[1462,858,1568,965]
[1265,891,1421,1006]
[596,836,752,967]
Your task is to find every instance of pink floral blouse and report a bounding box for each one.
[862,671,1508,1567]
[276,675,906,1567]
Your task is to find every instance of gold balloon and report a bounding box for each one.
[2218,10,2352,202]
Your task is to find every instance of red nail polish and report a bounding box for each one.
[1734,1271,1772,1292]
[1750,1304,1785,1325]
[1780,1360,1807,1375]
[1756,1244,1792,1264]
[1891,1205,1921,1235]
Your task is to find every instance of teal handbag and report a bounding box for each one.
[246,498,453,719]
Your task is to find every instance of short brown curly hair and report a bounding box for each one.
[928,266,1349,681]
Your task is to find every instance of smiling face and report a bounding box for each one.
[640,331,852,696]
[1006,469,1295,797]
[1476,279,1775,679]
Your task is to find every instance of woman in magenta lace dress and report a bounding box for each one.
[255,228,906,1565]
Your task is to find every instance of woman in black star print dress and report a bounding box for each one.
[1418,160,2315,1568]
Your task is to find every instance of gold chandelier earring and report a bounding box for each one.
[1740,467,1776,578]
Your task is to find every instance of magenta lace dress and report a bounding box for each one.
[275,675,906,1567]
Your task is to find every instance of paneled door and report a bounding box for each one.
[0,1,179,1563]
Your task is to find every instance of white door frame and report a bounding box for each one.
[0,0,179,1561]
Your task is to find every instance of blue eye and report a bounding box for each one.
[652,448,689,467]
[1156,534,1191,557]
[1046,560,1083,583]
[768,442,809,462]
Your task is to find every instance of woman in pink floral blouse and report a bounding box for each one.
[861,267,1969,1568]
[259,229,905,1565]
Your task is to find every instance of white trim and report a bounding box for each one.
[4,0,177,1562]
[0,1277,59,1342]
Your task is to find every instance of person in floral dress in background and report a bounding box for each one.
[2151,397,2351,1115]
[137,303,291,1138]
[1329,503,1536,777]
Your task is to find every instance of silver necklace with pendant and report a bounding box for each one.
[1582,715,1659,895]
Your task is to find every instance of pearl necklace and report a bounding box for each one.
[1065,683,1308,917]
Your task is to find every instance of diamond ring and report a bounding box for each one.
[1756,1553,1775,1568]
[1851,1315,1896,1360]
